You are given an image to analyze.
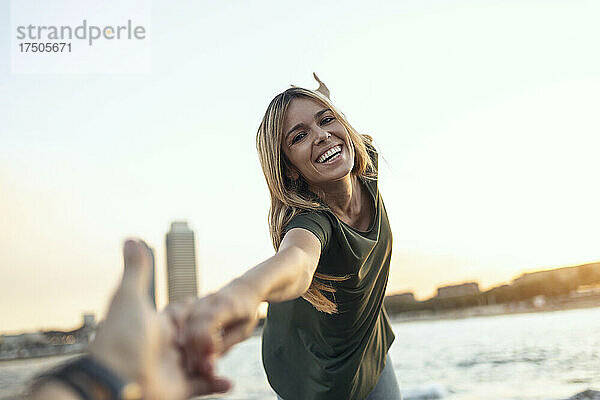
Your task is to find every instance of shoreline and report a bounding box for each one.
[3,297,599,362]
[388,295,600,324]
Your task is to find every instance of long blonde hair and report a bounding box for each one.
[256,87,375,314]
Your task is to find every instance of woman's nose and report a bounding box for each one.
[314,129,331,144]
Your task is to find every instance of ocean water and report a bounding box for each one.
[2,307,599,400]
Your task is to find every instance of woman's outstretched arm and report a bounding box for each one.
[239,227,321,302]
[174,228,321,373]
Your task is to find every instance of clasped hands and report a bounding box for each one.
[88,239,262,400]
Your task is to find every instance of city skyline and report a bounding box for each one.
[3,257,599,335]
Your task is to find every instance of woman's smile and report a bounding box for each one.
[315,144,343,164]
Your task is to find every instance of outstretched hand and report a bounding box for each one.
[88,239,231,399]
[167,279,263,376]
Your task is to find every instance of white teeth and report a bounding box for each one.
[317,145,342,163]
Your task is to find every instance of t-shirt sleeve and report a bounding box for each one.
[282,211,332,253]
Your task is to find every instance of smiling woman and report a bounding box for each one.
[180,76,401,400]
[256,85,399,400]
[257,87,377,312]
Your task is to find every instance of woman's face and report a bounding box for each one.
[281,96,355,187]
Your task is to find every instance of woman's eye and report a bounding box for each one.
[321,116,335,125]
[291,132,306,144]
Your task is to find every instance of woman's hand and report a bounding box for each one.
[179,279,263,374]
[88,240,231,400]
[170,228,321,376]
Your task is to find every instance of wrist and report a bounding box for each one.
[30,355,142,400]
[29,379,81,400]
[86,348,137,386]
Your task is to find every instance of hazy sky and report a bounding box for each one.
[1,0,599,333]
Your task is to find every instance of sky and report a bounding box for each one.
[1,0,599,333]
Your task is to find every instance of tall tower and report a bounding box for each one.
[147,246,157,309]
[165,221,198,304]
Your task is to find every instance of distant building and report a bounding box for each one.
[148,246,157,309]
[166,221,198,303]
[513,265,580,287]
[436,282,480,298]
[82,313,96,328]
[387,292,416,303]
[578,262,600,282]
[1,314,97,360]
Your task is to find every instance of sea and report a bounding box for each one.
[2,306,599,400]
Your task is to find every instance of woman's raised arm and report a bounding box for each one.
[175,228,321,374]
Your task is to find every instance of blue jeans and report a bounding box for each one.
[365,354,402,400]
[276,354,402,400]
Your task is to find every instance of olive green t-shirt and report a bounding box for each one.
[261,149,395,400]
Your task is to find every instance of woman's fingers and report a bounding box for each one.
[188,375,232,397]
[182,285,260,375]
[183,297,222,374]
[164,298,194,345]
[184,331,215,375]
[184,303,237,364]
[198,354,216,376]
[220,319,257,355]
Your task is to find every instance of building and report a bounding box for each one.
[386,292,416,303]
[82,313,96,329]
[383,292,417,314]
[0,314,97,360]
[166,221,198,303]
[148,246,157,309]
[436,282,480,298]
[513,265,582,287]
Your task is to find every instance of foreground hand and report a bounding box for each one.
[89,239,231,399]
[175,279,262,375]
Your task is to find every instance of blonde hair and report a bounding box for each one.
[256,87,375,314]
